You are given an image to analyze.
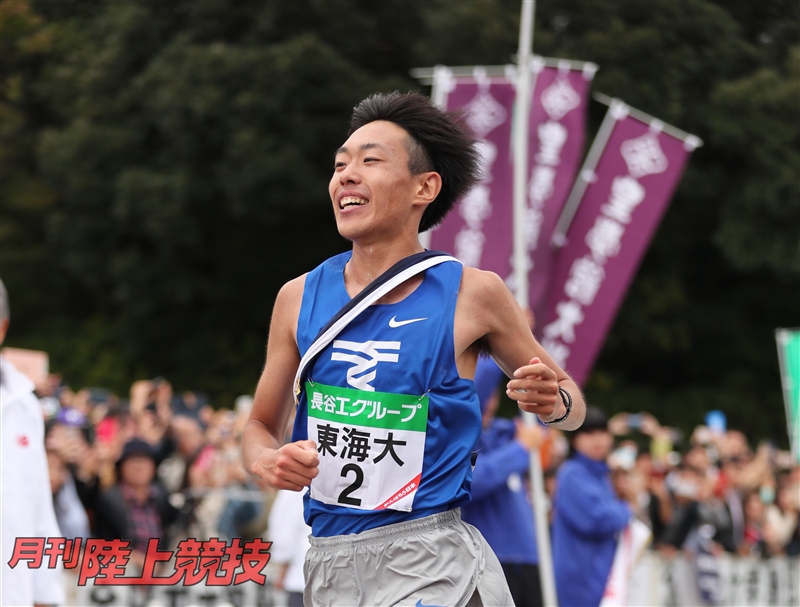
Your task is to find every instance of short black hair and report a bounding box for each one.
[572,406,609,436]
[348,91,482,233]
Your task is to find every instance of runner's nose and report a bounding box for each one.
[338,162,361,185]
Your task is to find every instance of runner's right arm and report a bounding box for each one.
[242,276,320,491]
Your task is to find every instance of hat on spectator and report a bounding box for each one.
[55,406,86,427]
[117,438,157,465]
[474,357,506,414]
[572,406,609,435]
[86,387,114,407]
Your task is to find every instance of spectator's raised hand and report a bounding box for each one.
[607,413,629,436]
[129,380,154,417]
[46,424,88,465]
[640,413,660,436]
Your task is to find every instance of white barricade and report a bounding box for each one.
[61,552,799,606]
[628,553,800,607]
[65,570,282,607]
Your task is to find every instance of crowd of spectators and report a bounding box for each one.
[541,409,800,561]
[38,375,271,561]
[24,367,800,605]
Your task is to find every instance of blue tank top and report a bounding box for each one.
[292,251,481,537]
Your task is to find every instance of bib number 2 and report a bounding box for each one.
[306,381,428,512]
[338,463,363,506]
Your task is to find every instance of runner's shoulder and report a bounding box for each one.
[272,273,308,324]
[457,267,520,336]
[459,266,511,305]
[278,273,308,299]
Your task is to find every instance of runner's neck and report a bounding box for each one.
[344,239,426,298]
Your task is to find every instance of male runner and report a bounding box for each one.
[243,92,586,607]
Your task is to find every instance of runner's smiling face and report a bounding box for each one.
[330,120,431,243]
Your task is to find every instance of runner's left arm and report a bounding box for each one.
[464,268,586,430]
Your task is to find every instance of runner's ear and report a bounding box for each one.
[413,172,442,206]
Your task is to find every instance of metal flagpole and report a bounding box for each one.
[550,98,627,247]
[410,58,598,83]
[593,92,704,147]
[552,93,703,246]
[513,2,558,606]
[512,2,533,307]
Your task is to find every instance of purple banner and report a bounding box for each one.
[537,111,696,386]
[428,77,515,275]
[428,64,593,307]
[515,63,593,315]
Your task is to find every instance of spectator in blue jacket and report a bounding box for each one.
[552,406,633,607]
[462,357,544,607]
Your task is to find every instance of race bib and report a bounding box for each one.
[306,381,428,511]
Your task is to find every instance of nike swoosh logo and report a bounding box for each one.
[389,316,427,328]
[416,601,445,607]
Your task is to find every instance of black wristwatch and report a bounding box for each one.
[543,386,573,425]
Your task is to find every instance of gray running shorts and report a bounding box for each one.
[303,508,515,607]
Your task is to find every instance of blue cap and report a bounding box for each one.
[474,357,506,413]
[705,410,727,434]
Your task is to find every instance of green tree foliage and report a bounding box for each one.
[1,0,797,444]
[1,1,61,333]
[527,0,799,440]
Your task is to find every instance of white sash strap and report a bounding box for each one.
[293,255,459,404]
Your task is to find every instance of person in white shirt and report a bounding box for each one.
[0,278,65,607]
[268,489,311,607]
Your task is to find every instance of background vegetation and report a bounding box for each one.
[1,0,798,446]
